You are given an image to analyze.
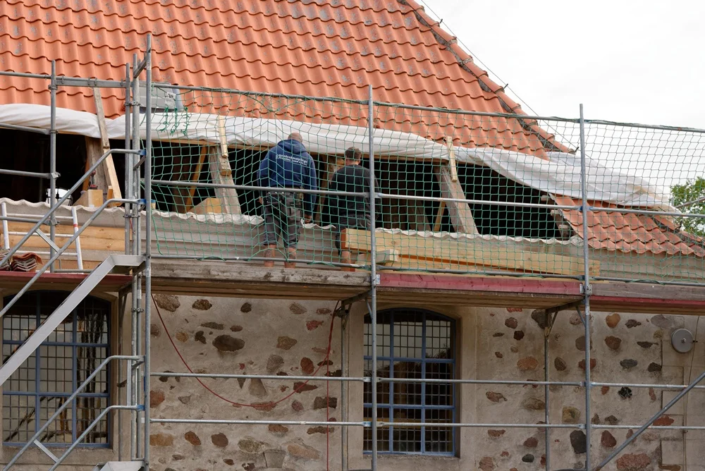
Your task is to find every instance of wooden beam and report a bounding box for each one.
[184,146,209,211]
[191,197,223,215]
[74,189,103,208]
[444,137,458,182]
[83,138,108,192]
[205,115,242,215]
[5,222,126,240]
[435,165,478,234]
[433,201,446,232]
[93,88,122,206]
[342,228,600,277]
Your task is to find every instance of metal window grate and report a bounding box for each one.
[2,291,110,447]
[364,308,456,455]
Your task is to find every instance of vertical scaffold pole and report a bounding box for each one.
[341,314,348,471]
[544,332,550,470]
[143,33,154,470]
[130,52,141,462]
[49,60,57,272]
[579,104,593,470]
[367,85,379,471]
[124,63,132,255]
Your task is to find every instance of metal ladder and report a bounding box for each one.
[0,148,145,470]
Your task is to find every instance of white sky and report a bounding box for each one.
[425,0,705,130]
[424,0,705,192]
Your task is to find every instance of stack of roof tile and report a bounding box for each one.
[9,252,41,272]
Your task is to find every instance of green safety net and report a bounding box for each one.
[147,85,705,283]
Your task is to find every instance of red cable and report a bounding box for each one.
[152,295,336,409]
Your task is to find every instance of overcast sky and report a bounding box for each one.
[425,0,705,130]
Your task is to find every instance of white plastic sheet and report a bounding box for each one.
[0,104,672,211]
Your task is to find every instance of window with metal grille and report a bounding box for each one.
[2,291,110,447]
[364,308,456,455]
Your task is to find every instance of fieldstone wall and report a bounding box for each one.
[473,307,703,471]
[149,294,343,471]
[144,293,704,471]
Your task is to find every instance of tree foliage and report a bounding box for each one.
[671,177,705,237]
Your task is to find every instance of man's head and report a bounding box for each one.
[344,147,363,165]
[288,132,303,143]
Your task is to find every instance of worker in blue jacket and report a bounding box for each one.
[257,132,318,268]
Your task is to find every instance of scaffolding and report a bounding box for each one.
[0,38,704,470]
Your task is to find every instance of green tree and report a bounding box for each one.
[671,177,705,237]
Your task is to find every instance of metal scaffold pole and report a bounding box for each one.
[341,314,349,471]
[124,63,132,255]
[544,331,551,470]
[143,33,154,470]
[49,60,57,272]
[579,104,593,470]
[368,84,379,471]
[130,52,141,462]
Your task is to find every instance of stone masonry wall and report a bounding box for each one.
[149,294,342,471]
[473,307,704,471]
[145,293,704,471]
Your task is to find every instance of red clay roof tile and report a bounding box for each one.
[0,0,568,156]
[1,0,697,259]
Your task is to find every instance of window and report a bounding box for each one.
[2,291,110,447]
[364,308,456,455]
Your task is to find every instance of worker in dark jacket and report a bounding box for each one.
[257,132,318,268]
[326,147,377,269]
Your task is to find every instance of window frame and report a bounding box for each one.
[363,308,457,456]
[2,291,111,448]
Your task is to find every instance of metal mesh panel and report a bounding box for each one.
[363,309,455,455]
[2,291,110,447]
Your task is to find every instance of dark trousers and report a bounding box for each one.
[262,192,302,248]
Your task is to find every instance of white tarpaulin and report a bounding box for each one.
[0,104,673,211]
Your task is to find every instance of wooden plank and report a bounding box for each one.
[0,271,131,294]
[342,229,600,276]
[444,137,458,182]
[192,197,223,215]
[73,189,103,208]
[184,146,209,211]
[93,88,122,206]
[356,249,400,266]
[7,234,124,252]
[433,201,446,232]
[5,222,127,241]
[217,115,229,159]
[83,138,109,192]
[207,141,242,215]
[592,282,705,302]
[435,165,478,234]
[151,260,370,288]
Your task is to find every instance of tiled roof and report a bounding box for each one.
[0,0,568,156]
[0,0,694,259]
[553,196,705,258]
